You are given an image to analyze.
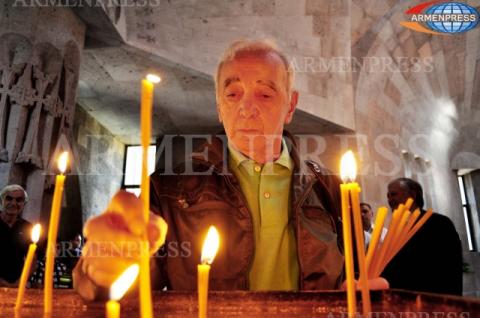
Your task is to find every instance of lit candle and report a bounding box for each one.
[140,73,160,221]
[106,264,140,318]
[340,184,356,317]
[198,226,220,318]
[15,224,41,311]
[139,73,160,318]
[349,183,372,315]
[44,151,68,313]
[340,150,371,317]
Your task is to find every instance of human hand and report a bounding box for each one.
[341,277,389,290]
[78,191,167,288]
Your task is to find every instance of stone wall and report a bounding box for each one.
[124,0,355,131]
[71,106,125,225]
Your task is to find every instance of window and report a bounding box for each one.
[458,174,477,251]
[122,145,156,197]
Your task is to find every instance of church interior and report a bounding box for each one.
[1,0,480,314]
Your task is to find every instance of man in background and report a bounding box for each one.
[381,178,463,295]
[0,184,32,287]
[361,202,387,246]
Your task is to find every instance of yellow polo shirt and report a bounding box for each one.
[228,141,299,290]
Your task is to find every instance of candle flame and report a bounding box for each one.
[340,150,357,183]
[31,224,41,243]
[110,264,139,301]
[201,226,220,265]
[58,151,69,173]
[146,74,161,84]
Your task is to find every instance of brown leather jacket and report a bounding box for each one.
[150,133,344,291]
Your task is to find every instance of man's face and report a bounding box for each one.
[360,204,373,231]
[217,51,298,161]
[387,181,412,211]
[72,235,82,249]
[2,190,26,217]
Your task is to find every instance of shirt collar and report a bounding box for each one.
[228,138,293,171]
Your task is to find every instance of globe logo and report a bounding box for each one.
[401,1,480,34]
[426,2,479,33]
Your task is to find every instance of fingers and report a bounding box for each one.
[79,190,170,288]
[85,257,136,287]
[84,211,168,256]
[147,213,168,254]
[82,240,142,260]
[369,277,389,290]
[105,190,147,236]
[84,213,141,243]
[82,240,141,287]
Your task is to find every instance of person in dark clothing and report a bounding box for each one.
[0,184,33,287]
[381,178,463,295]
[64,233,83,273]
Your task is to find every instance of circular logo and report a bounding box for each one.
[425,2,479,33]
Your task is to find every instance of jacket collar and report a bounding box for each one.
[190,131,306,173]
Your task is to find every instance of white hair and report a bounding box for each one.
[0,184,28,210]
[215,39,295,98]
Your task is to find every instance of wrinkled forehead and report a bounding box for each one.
[219,50,288,83]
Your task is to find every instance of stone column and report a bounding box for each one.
[0,1,85,221]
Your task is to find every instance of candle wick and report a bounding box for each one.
[343,177,355,184]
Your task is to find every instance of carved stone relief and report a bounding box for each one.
[0,33,32,163]
[16,42,63,169]
[0,32,82,217]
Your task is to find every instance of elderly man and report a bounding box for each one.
[74,39,346,299]
[381,178,463,295]
[0,184,32,287]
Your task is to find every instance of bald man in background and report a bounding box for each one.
[381,178,463,295]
